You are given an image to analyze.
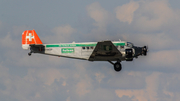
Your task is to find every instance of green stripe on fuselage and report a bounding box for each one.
[114,43,125,46]
[46,42,125,48]
[46,45,59,47]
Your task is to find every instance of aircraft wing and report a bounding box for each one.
[88,41,122,61]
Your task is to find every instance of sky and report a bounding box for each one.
[0,0,180,101]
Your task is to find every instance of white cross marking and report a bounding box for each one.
[26,33,34,42]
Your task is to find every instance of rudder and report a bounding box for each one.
[22,30,43,50]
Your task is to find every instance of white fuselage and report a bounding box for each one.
[37,41,131,61]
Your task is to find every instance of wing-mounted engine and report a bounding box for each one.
[125,49,133,61]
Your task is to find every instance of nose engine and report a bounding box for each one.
[125,46,148,61]
[133,45,148,58]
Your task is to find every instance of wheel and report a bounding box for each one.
[114,62,122,72]
[28,53,31,56]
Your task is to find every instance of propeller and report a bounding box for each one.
[143,46,148,56]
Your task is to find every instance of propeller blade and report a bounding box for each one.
[143,46,148,56]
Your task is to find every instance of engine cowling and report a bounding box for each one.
[125,49,133,61]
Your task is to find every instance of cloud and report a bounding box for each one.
[164,73,180,92]
[115,1,139,24]
[0,67,70,101]
[85,88,115,101]
[146,50,180,68]
[114,72,180,101]
[24,68,66,86]
[73,63,93,97]
[95,73,105,83]
[134,0,179,32]
[52,25,76,35]
[0,63,9,82]
[86,2,111,41]
[76,80,91,97]
[115,72,161,101]
[0,21,2,30]
[86,0,180,42]
[114,0,180,33]
[0,32,24,68]
[49,25,76,43]
[107,71,146,89]
[87,2,109,27]
[36,68,65,86]
[0,34,18,49]
[13,25,31,36]
[66,97,70,101]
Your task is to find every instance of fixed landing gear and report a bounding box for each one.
[28,51,32,56]
[108,60,122,72]
[28,53,31,56]
[114,62,122,72]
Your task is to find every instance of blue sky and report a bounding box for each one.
[0,0,180,101]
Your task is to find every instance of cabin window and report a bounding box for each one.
[82,47,85,50]
[87,47,89,49]
[91,46,94,49]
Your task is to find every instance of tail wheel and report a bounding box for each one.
[28,53,31,56]
[28,51,32,56]
[114,62,122,72]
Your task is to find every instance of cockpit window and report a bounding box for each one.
[127,42,133,47]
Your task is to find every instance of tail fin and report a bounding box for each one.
[22,30,43,50]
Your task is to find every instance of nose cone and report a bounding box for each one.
[142,46,148,56]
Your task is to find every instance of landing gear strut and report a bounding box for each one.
[108,60,122,72]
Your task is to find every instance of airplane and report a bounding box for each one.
[22,30,148,72]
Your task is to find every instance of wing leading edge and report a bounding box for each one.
[88,41,122,61]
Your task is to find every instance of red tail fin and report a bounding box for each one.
[22,30,43,50]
